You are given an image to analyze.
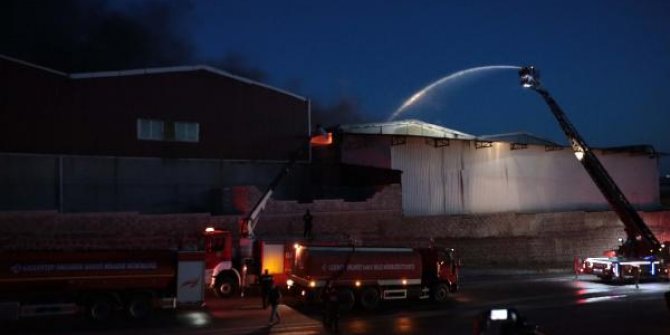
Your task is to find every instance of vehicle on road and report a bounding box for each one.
[0,249,205,321]
[287,243,460,311]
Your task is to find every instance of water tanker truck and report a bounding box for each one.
[287,244,460,310]
[0,249,205,321]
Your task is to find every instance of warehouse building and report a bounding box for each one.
[1,54,659,220]
[0,55,317,213]
[338,120,660,216]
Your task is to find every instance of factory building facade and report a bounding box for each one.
[1,54,309,161]
[0,55,315,213]
[339,120,660,216]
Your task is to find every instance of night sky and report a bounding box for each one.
[188,1,670,173]
[4,0,669,174]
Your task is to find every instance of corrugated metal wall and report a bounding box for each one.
[391,138,659,216]
[0,153,310,213]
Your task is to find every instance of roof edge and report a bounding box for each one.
[0,54,306,101]
[69,64,307,101]
[0,54,68,77]
[340,119,475,139]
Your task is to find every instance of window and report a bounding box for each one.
[208,236,225,252]
[137,119,164,141]
[137,118,199,143]
[175,121,200,143]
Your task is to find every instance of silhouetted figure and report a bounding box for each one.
[268,283,281,325]
[260,269,274,309]
[322,283,340,332]
[573,257,582,280]
[303,209,313,239]
[632,266,641,289]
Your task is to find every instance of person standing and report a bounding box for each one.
[573,256,582,280]
[303,209,313,239]
[321,283,340,332]
[268,283,282,325]
[259,269,273,309]
[632,266,641,289]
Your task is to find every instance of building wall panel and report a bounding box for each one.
[0,153,309,213]
[1,57,309,161]
[391,138,659,216]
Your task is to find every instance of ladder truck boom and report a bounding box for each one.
[208,130,333,298]
[519,66,659,256]
[241,130,333,239]
[519,66,668,281]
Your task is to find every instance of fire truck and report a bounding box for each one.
[287,244,460,311]
[519,66,670,282]
[207,131,333,298]
[0,249,206,321]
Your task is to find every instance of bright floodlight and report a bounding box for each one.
[490,309,509,321]
[519,66,540,88]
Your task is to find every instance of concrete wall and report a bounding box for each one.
[0,185,403,250]
[2,183,669,270]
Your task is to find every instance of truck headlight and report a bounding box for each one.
[286,279,294,288]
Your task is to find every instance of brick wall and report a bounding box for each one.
[0,211,238,250]
[2,184,669,270]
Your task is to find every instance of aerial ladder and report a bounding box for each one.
[519,66,668,281]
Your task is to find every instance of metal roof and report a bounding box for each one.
[1,54,306,101]
[478,132,561,146]
[339,119,475,139]
[69,65,306,101]
[0,54,68,77]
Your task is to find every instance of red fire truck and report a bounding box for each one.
[204,228,292,298]
[287,244,460,311]
[0,249,205,321]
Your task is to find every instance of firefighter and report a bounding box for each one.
[573,257,582,280]
[303,209,313,239]
[321,282,340,332]
[267,282,281,325]
[260,269,274,309]
[632,266,641,289]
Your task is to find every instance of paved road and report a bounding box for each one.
[5,272,670,334]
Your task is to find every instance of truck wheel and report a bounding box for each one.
[127,295,153,320]
[359,287,380,311]
[214,275,237,298]
[87,296,114,321]
[432,283,450,304]
[338,288,356,313]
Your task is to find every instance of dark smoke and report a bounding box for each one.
[311,95,367,127]
[205,52,268,82]
[1,0,365,125]
[1,0,194,72]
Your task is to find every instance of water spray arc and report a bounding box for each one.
[388,65,521,121]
